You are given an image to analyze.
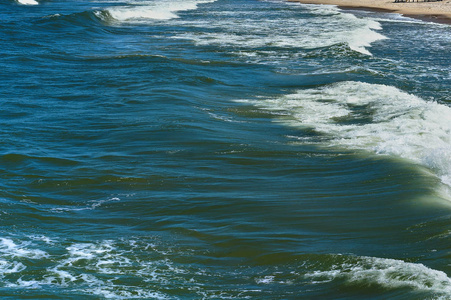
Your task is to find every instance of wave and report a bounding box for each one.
[237,81,451,194]
[100,0,217,23]
[1,235,450,298]
[36,10,111,36]
[0,235,257,299]
[253,253,451,298]
[305,255,451,297]
[16,0,38,5]
[171,3,386,56]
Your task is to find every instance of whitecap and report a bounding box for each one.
[238,81,451,193]
[306,255,451,295]
[17,0,38,5]
[103,0,217,23]
[171,3,386,56]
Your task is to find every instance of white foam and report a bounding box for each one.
[347,20,386,56]
[0,237,173,298]
[29,235,56,244]
[0,238,49,280]
[335,12,387,56]
[0,238,48,259]
[0,260,26,275]
[239,82,451,191]
[0,235,448,298]
[255,275,275,284]
[306,256,451,295]
[172,3,386,56]
[17,0,38,5]
[103,0,217,22]
[51,240,177,299]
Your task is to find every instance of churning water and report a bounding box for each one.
[1,0,451,298]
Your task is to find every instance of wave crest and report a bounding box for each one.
[102,0,217,23]
[238,81,451,193]
[17,0,38,5]
[306,255,451,296]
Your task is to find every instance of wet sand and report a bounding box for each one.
[288,0,451,24]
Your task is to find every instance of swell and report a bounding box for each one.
[35,10,109,34]
[0,153,79,167]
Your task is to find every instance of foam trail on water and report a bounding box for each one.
[238,82,451,193]
[0,236,199,299]
[103,0,217,22]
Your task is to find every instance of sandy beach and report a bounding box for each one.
[288,0,451,24]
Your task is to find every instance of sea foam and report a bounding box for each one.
[170,3,386,56]
[238,81,451,193]
[103,0,217,22]
[0,236,185,299]
[17,0,38,5]
[0,238,48,259]
[306,255,451,296]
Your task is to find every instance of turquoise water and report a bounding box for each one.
[1,0,451,298]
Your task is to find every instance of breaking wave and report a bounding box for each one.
[305,255,451,297]
[17,0,38,5]
[100,0,217,23]
[238,81,451,193]
[171,3,387,56]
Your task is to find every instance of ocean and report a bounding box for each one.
[1,0,451,298]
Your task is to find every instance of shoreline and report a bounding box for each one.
[288,0,451,24]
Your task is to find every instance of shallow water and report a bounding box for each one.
[1,0,451,298]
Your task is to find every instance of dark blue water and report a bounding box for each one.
[1,0,451,298]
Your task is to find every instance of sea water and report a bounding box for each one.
[1,0,450,298]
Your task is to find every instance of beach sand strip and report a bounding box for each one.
[288,0,451,24]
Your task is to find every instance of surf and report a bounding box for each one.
[238,81,451,196]
[100,0,217,23]
[170,2,387,56]
[16,0,38,5]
